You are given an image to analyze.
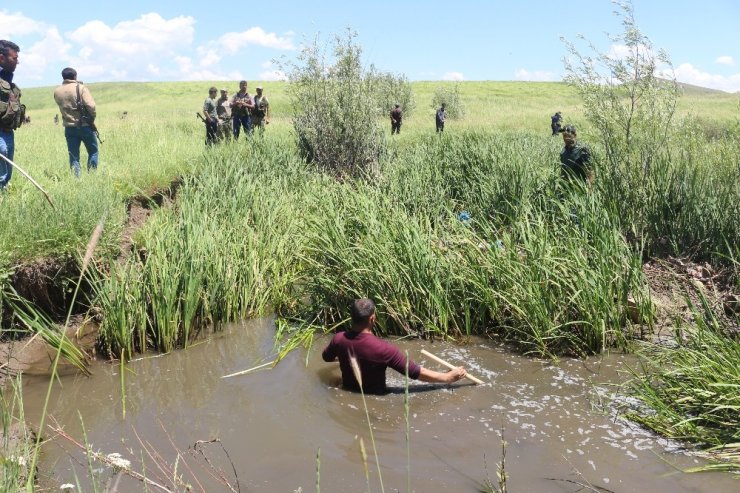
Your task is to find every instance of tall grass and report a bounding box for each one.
[624,290,739,470]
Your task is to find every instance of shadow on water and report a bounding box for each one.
[17,318,739,492]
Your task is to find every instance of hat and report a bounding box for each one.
[255,85,263,90]
[220,88,228,92]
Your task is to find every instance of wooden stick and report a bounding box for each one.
[0,153,55,209]
[221,360,274,378]
[420,349,484,385]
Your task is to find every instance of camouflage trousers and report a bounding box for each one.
[218,120,232,141]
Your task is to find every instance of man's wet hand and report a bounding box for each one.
[447,367,466,383]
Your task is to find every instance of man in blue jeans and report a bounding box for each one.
[0,40,24,191]
[53,67,98,177]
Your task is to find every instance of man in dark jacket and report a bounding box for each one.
[435,103,446,133]
[0,40,23,191]
[390,104,402,135]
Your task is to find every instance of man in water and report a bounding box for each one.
[322,298,466,394]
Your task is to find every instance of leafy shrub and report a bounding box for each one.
[281,29,386,177]
[431,83,466,119]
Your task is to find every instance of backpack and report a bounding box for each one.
[0,79,25,130]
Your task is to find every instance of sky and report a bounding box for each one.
[1,0,739,92]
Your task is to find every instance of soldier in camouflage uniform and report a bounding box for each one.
[216,88,232,141]
[252,86,269,132]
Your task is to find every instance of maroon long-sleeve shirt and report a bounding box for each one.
[322,330,421,394]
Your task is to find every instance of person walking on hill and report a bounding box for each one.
[216,88,232,141]
[435,103,446,133]
[390,104,402,135]
[560,124,593,185]
[231,80,254,139]
[551,111,563,135]
[0,40,25,191]
[322,298,467,395]
[53,67,99,177]
[252,86,270,132]
[202,86,219,146]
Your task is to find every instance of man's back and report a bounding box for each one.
[322,331,421,394]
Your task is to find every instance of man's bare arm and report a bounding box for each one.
[417,366,466,384]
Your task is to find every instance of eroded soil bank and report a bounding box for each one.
[19,318,738,492]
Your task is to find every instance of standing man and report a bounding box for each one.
[53,67,98,177]
[551,111,563,136]
[202,86,219,146]
[559,124,594,185]
[435,103,446,133]
[216,88,232,141]
[251,86,270,132]
[390,103,402,135]
[231,80,253,139]
[0,40,24,191]
[322,298,467,395]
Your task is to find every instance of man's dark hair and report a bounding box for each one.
[350,298,376,324]
[61,67,77,80]
[561,124,577,135]
[0,40,20,58]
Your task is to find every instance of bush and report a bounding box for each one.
[281,30,386,178]
[372,71,416,117]
[431,83,466,119]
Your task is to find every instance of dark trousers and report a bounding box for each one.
[205,119,218,146]
[391,122,401,134]
[436,121,444,132]
[233,115,252,139]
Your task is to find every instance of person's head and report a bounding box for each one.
[0,40,20,73]
[561,124,577,147]
[395,103,400,109]
[220,88,228,97]
[255,86,263,94]
[208,86,218,97]
[441,103,446,109]
[239,80,247,91]
[61,67,77,81]
[350,298,376,329]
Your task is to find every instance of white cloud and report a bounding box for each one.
[22,28,71,81]
[673,63,740,92]
[442,71,465,81]
[64,13,195,80]
[515,68,557,82]
[218,27,294,54]
[0,10,46,37]
[259,70,287,81]
[715,55,735,66]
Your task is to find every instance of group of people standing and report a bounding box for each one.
[202,80,270,145]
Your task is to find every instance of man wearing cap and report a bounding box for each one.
[0,40,24,191]
[53,67,99,177]
[252,86,270,132]
[231,80,253,139]
[322,298,467,395]
[203,86,219,146]
[390,104,402,135]
[559,124,593,185]
[216,88,232,141]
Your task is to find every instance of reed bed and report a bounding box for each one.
[624,291,739,471]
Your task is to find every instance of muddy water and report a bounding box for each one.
[20,318,736,492]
